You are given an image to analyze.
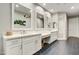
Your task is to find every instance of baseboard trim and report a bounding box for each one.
[68,36,79,39]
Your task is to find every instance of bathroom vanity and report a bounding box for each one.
[48,31,58,44]
[41,30,58,45]
[0,3,58,55]
[2,30,58,55]
[2,33,41,55]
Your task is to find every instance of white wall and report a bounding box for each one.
[58,13,67,40]
[52,13,67,40]
[0,3,11,33]
[68,17,79,37]
[0,3,11,54]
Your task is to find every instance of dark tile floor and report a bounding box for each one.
[36,37,79,55]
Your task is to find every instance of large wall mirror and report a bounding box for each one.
[45,15,51,28]
[12,3,31,30]
[36,12,44,28]
[45,12,51,28]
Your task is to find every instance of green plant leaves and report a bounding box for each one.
[14,20,26,26]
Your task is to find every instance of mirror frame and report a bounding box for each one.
[11,3,32,31]
[35,11,45,30]
[44,11,52,30]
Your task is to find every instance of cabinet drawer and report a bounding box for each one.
[5,45,21,55]
[23,38,35,45]
[22,35,40,43]
[23,42,35,55]
[5,38,21,47]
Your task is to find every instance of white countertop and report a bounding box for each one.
[41,32,51,38]
[3,30,58,40]
[37,30,58,38]
[3,32,41,40]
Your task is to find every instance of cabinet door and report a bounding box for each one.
[35,37,41,51]
[22,40,35,55]
[58,14,67,40]
[51,32,57,39]
[5,38,21,47]
[22,35,41,55]
[5,45,21,55]
[48,32,57,44]
[4,38,22,55]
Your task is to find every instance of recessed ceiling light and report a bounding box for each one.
[43,3,46,6]
[16,4,19,8]
[71,6,74,9]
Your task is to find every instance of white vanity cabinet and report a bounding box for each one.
[3,33,41,55]
[22,34,41,55]
[3,38,22,55]
[48,31,58,44]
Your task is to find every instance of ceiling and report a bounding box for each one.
[39,3,79,16]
